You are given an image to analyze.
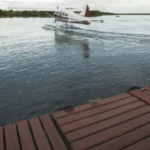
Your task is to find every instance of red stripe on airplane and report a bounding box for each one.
[55,15,68,20]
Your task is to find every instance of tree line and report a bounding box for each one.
[0,9,114,17]
[0,10,53,17]
[90,11,115,16]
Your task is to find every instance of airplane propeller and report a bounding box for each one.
[44,12,54,18]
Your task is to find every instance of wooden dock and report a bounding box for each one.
[1,85,150,150]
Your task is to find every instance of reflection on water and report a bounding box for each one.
[54,31,90,59]
[82,43,90,59]
[0,16,150,126]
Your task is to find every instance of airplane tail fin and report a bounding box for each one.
[80,4,90,17]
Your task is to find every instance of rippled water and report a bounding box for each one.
[0,16,150,126]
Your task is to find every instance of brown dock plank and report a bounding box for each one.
[56,96,138,125]
[71,113,150,150]
[62,101,146,133]
[129,89,150,105]
[145,86,150,91]
[17,120,36,150]
[40,114,68,150]
[144,90,150,96]
[52,93,131,119]
[141,86,150,96]
[123,136,150,150]
[0,127,4,150]
[66,105,150,142]
[89,123,150,150]
[29,117,52,150]
[4,123,20,150]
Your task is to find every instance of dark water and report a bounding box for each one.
[0,16,150,126]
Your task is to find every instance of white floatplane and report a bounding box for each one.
[53,5,92,25]
[9,4,104,29]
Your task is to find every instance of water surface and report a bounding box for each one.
[0,16,150,125]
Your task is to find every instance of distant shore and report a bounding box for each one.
[1,10,149,18]
[115,13,150,15]
[0,9,114,17]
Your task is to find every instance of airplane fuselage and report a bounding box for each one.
[54,10,91,25]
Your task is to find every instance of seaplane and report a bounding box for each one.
[9,4,104,29]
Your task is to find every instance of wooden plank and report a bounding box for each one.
[129,89,150,105]
[144,90,150,96]
[143,86,150,96]
[66,105,150,142]
[4,123,20,150]
[17,120,36,150]
[62,101,146,133]
[71,113,150,150]
[123,136,150,150]
[0,127,4,150]
[29,117,52,150]
[40,114,68,150]
[89,123,150,150]
[52,93,131,119]
[57,96,138,125]
[145,86,150,91]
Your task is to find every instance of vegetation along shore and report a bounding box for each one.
[0,9,115,17]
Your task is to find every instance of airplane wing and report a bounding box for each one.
[71,8,105,12]
[8,6,105,12]
[8,7,61,12]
